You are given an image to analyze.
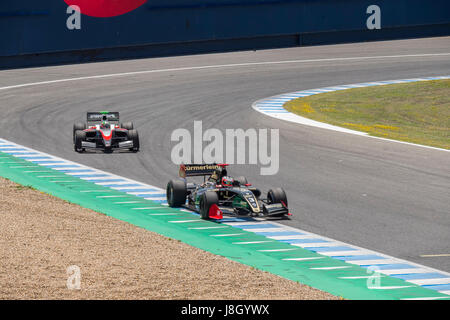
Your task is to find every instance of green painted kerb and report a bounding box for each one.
[0,152,448,300]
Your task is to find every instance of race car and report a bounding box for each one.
[73,111,140,153]
[166,164,290,220]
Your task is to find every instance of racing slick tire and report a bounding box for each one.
[121,122,134,130]
[128,129,140,152]
[267,188,288,207]
[167,179,187,207]
[199,191,219,220]
[73,122,86,143]
[235,176,248,186]
[74,130,86,153]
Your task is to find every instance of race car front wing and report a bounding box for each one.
[81,140,134,150]
[261,202,289,216]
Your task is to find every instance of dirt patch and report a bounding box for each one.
[0,177,337,300]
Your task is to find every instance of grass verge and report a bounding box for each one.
[284,80,450,149]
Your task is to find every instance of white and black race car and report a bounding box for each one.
[73,111,139,153]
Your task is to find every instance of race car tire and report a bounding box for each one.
[199,191,219,220]
[128,129,140,152]
[74,130,86,153]
[121,122,134,130]
[235,176,248,186]
[267,188,288,207]
[73,122,86,143]
[167,179,187,207]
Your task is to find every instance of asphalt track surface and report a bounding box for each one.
[0,37,449,272]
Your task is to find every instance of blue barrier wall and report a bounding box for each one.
[0,0,449,67]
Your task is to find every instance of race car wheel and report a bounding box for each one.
[235,176,248,186]
[73,122,86,143]
[199,191,219,220]
[167,179,187,207]
[128,129,140,152]
[74,130,86,153]
[267,188,288,207]
[121,122,134,130]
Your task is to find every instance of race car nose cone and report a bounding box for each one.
[64,0,147,18]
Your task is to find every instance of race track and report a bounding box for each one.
[0,36,449,271]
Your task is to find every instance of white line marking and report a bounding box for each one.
[408,278,450,286]
[242,228,287,233]
[369,286,415,290]
[420,254,450,258]
[95,181,136,185]
[81,177,118,181]
[346,259,400,266]
[378,268,433,276]
[96,195,127,198]
[114,201,143,204]
[9,166,36,168]
[266,235,317,240]
[401,297,450,300]
[188,226,229,230]
[125,191,162,195]
[37,175,62,178]
[211,233,246,237]
[232,241,273,245]
[291,242,345,248]
[310,266,352,270]
[318,251,375,257]
[25,171,53,173]
[282,257,325,261]
[132,207,167,210]
[340,276,384,279]
[169,220,203,223]
[258,248,299,252]
[1,53,449,91]
[109,186,149,190]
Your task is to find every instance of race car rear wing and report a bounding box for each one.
[179,164,228,178]
[87,112,120,123]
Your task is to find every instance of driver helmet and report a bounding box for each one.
[101,116,110,128]
[221,176,234,187]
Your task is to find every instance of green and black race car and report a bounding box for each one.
[166,164,290,220]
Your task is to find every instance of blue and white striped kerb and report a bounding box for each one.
[252,75,450,150]
[1,138,449,299]
[0,140,167,204]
